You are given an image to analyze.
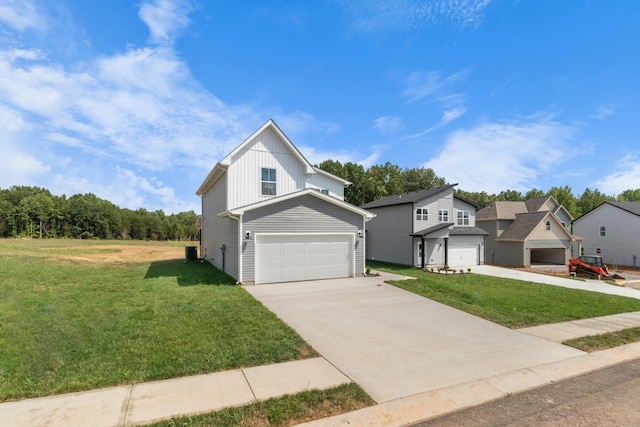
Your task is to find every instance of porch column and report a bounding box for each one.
[421,236,425,270]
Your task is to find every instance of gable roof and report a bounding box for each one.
[525,196,555,212]
[576,201,640,221]
[609,201,640,216]
[223,188,375,220]
[497,211,573,241]
[196,119,349,196]
[360,184,458,209]
[476,201,527,220]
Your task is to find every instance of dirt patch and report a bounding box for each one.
[36,244,188,265]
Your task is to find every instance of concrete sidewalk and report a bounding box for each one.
[0,357,350,427]
[4,312,640,427]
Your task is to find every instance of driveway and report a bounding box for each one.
[244,273,584,403]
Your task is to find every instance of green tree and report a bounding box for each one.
[524,188,546,199]
[401,167,446,193]
[548,186,578,218]
[496,189,524,201]
[577,188,614,217]
[367,162,403,200]
[618,189,640,201]
[455,190,495,209]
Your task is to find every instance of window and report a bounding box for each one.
[596,247,602,254]
[457,211,470,226]
[416,208,428,221]
[439,209,449,222]
[545,221,551,231]
[600,226,606,237]
[261,168,276,196]
[320,189,329,195]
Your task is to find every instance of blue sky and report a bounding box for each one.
[1,0,639,213]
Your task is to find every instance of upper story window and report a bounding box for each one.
[600,225,606,237]
[439,209,449,222]
[320,189,329,195]
[416,208,428,221]
[457,210,470,226]
[545,221,551,231]
[261,168,276,196]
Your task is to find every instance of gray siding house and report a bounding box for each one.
[476,196,576,267]
[361,185,487,268]
[196,120,374,284]
[573,202,640,267]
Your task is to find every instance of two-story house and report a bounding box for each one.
[361,185,487,268]
[476,196,576,267]
[573,201,640,267]
[196,120,374,284]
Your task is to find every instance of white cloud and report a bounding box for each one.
[139,0,195,45]
[0,0,46,31]
[342,0,492,34]
[424,115,576,193]
[590,104,616,120]
[403,70,468,103]
[593,154,640,195]
[373,116,403,134]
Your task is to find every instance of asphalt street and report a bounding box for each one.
[412,358,640,427]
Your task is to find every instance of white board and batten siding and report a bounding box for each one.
[226,127,343,209]
[241,194,364,284]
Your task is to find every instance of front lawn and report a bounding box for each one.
[368,261,640,328]
[0,240,316,402]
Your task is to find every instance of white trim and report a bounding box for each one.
[227,188,375,220]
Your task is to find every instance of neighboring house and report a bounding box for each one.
[196,119,374,284]
[361,184,488,268]
[476,196,576,267]
[572,202,640,267]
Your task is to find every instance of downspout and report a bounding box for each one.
[444,237,449,266]
[362,216,366,276]
[237,213,243,284]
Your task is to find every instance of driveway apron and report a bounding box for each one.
[244,275,585,403]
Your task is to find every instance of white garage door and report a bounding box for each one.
[448,245,479,267]
[255,234,353,284]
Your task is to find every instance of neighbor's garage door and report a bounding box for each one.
[448,245,479,267]
[255,234,353,284]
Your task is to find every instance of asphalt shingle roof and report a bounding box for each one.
[360,184,456,209]
[496,211,549,241]
[609,201,640,216]
[476,201,528,220]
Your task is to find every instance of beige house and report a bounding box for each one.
[476,196,576,267]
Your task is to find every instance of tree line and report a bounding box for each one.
[0,186,199,240]
[317,160,640,218]
[3,164,639,240]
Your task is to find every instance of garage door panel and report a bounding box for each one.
[449,245,479,267]
[256,234,353,284]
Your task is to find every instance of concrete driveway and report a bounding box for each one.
[244,273,584,403]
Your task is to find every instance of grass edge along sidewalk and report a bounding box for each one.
[0,240,317,402]
[367,261,640,329]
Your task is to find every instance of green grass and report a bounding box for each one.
[0,239,316,402]
[368,261,640,329]
[564,327,640,352]
[147,383,373,427]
